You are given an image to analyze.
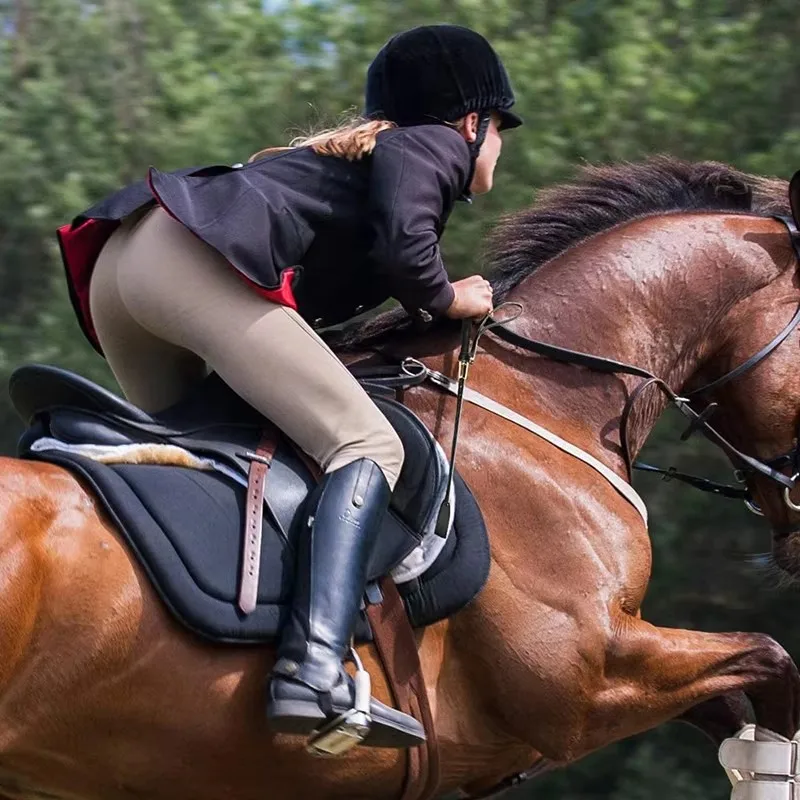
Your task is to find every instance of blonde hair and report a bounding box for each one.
[249,117,397,164]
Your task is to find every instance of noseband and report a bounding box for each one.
[487,215,800,516]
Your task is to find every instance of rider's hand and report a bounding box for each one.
[445,275,494,320]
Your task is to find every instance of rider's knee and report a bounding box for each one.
[327,422,404,491]
[370,425,405,489]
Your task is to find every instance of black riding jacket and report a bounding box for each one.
[59,124,473,350]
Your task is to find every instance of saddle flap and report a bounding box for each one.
[13,365,449,538]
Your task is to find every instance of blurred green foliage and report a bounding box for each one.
[3,1,800,797]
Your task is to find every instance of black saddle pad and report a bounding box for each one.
[22,451,488,644]
[12,365,491,644]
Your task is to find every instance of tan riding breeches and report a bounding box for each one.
[89,207,404,489]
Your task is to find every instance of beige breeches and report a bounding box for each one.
[89,207,404,488]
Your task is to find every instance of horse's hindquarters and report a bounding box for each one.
[0,458,411,800]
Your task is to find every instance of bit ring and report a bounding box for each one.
[784,474,800,512]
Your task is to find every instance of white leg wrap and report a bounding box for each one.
[720,725,800,799]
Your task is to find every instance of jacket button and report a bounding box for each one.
[312,318,325,329]
[354,305,365,314]
[416,309,433,323]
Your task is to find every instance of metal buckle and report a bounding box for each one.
[733,470,765,515]
[401,357,427,378]
[236,450,273,466]
[426,369,454,390]
[744,498,764,517]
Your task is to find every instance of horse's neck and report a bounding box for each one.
[491,213,787,463]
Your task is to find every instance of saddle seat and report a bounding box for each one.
[10,364,490,644]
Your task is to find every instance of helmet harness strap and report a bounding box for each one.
[459,113,492,197]
[469,113,492,160]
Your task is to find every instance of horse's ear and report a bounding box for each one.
[789,170,800,230]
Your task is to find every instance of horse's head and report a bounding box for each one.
[688,226,800,576]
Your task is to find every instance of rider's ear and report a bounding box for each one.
[456,113,480,144]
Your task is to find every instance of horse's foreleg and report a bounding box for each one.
[595,619,797,744]
[541,619,799,761]
[676,693,753,744]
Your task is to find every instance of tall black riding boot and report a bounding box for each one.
[267,458,425,752]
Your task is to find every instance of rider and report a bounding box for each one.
[57,24,521,749]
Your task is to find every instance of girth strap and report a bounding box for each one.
[366,578,440,800]
[237,429,277,615]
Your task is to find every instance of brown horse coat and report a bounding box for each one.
[1,158,800,799]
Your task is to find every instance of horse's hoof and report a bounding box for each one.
[267,675,426,748]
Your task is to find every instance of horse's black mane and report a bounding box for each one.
[328,155,789,351]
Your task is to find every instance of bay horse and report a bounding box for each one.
[1,157,800,799]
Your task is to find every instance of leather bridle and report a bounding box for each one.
[488,215,800,513]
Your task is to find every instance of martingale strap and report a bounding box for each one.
[420,363,650,524]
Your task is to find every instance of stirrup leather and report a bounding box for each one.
[306,650,373,758]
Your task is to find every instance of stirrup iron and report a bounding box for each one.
[306,649,373,758]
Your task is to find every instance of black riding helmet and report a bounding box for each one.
[365,24,522,158]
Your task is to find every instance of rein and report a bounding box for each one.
[491,307,800,501]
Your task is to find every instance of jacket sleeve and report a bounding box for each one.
[367,126,472,319]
